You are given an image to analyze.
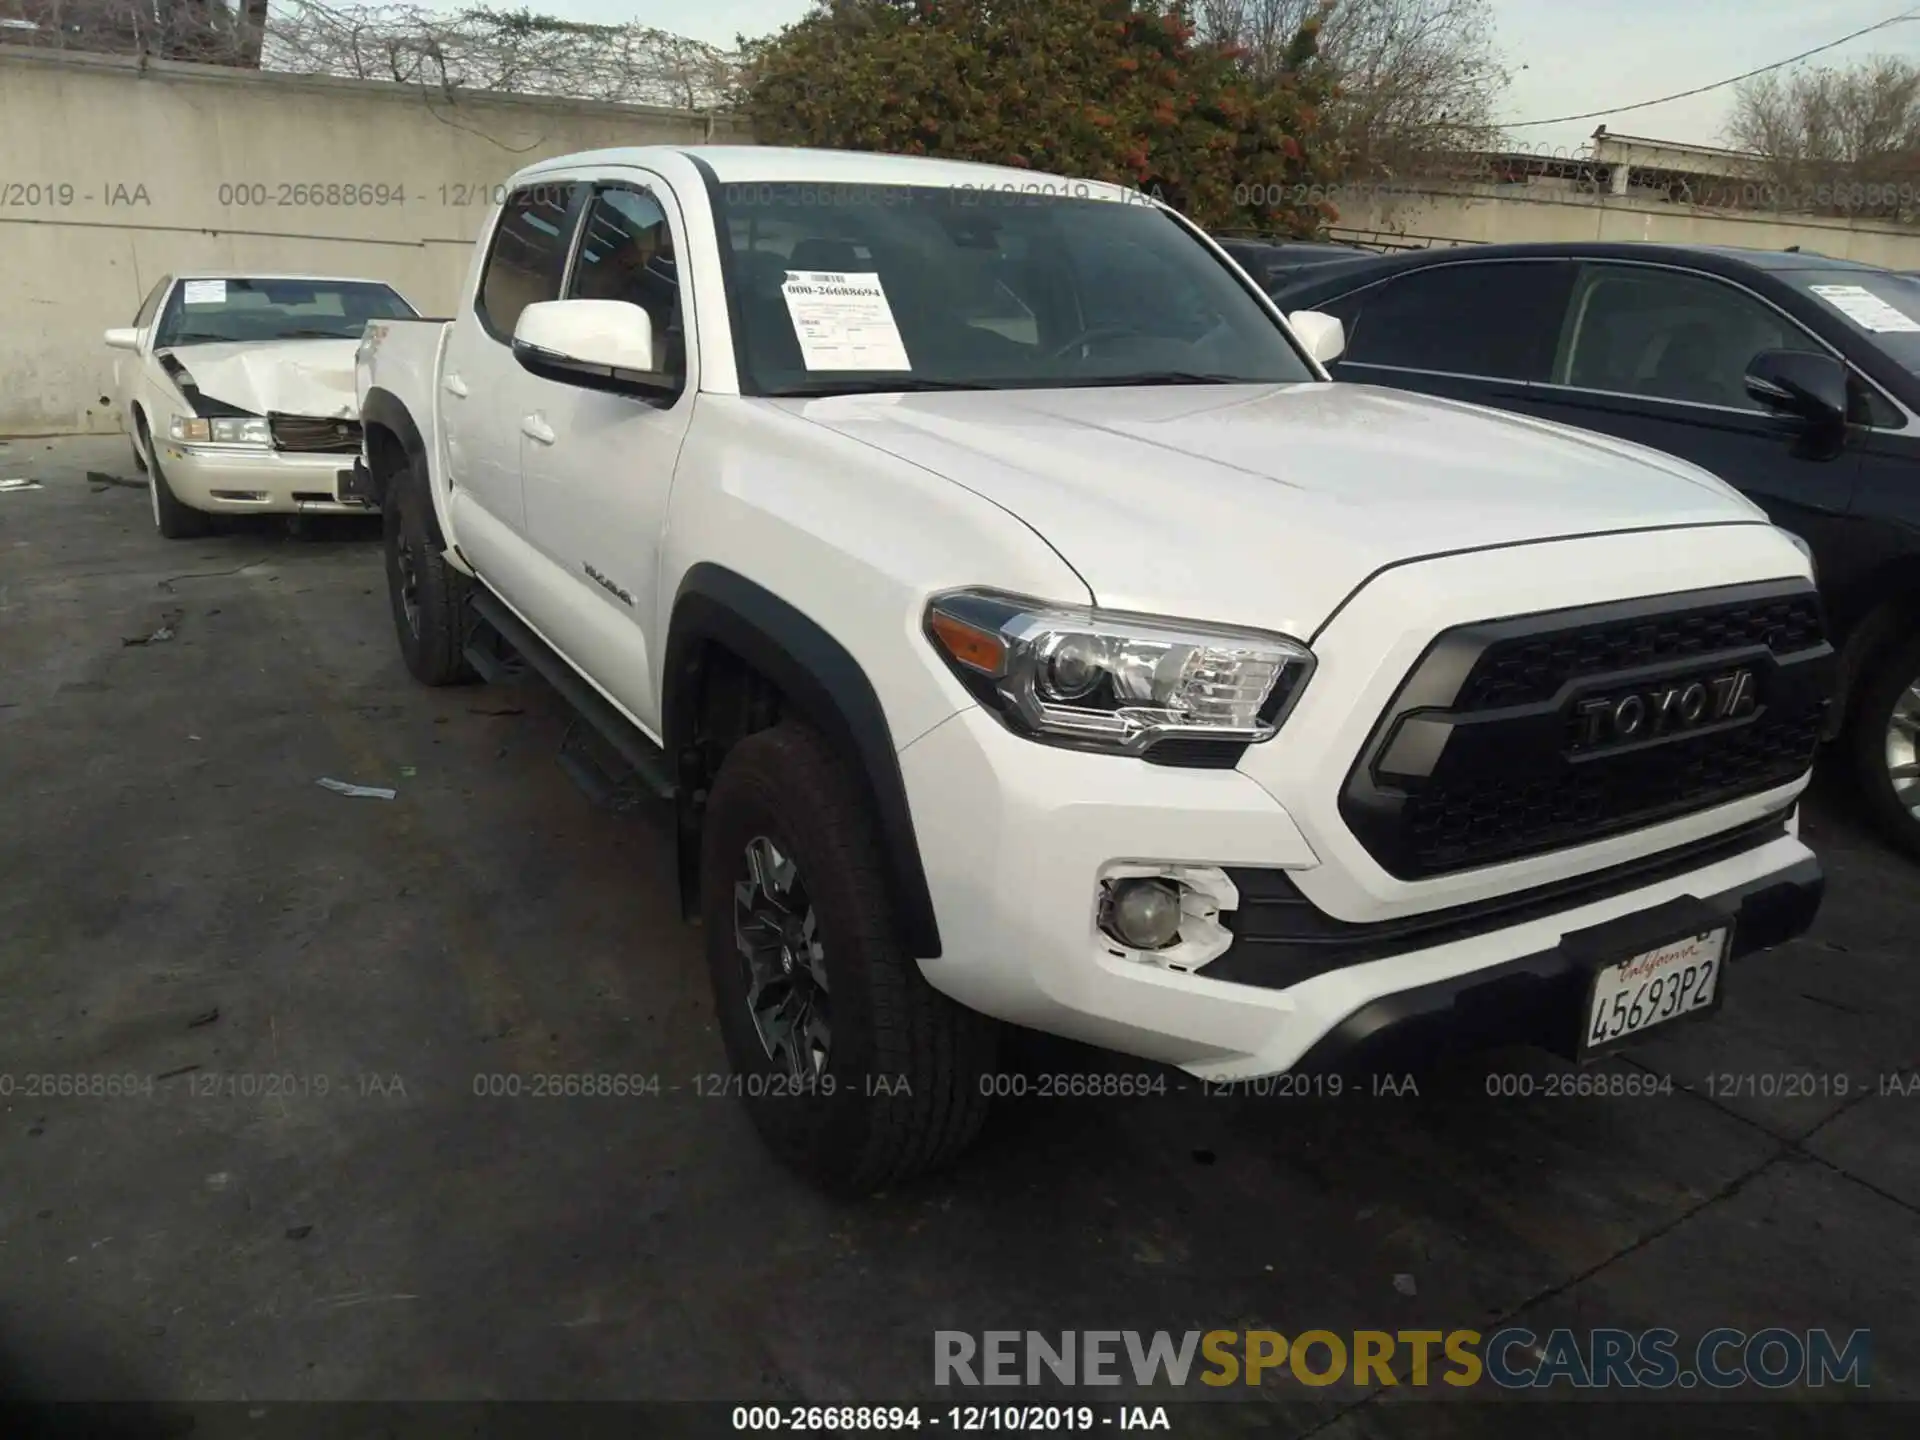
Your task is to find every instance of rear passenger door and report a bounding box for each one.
[1315,259,1575,408]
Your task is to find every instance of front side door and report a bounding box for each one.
[518,173,698,736]
[123,275,171,430]
[1313,258,1576,408]
[440,179,587,597]
[1511,262,1862,565]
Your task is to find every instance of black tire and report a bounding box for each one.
[383,460,477,686]
[139,417,209,540]
[700,720,996,1196]
[1846,629,1920,861]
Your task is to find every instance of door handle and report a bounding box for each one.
[443,374,469,399]
[521,414,556,445]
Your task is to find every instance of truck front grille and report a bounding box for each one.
[1341,580,1833,880]
[269,414,362,454]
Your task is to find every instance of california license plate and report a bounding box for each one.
[1582,927,1729,1055]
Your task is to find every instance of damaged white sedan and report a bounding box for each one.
[105,273,419,537]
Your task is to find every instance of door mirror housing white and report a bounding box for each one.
[511,299,678,399]
[104,327,141,352]
[1288,310,1346,365]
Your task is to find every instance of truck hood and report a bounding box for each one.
[157,339,361,418]
[777,382,1768,637]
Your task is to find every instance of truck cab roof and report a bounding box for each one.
[512,144,1143,200]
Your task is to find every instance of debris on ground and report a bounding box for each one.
[188,1007,220,1029]
[400,765,417,777]
[1,478,44,492]
[123,609,184,646]
[1393,1273,1417,1296]
[317,777,397,800]
[85,471,146,491]
[468,706,525,717]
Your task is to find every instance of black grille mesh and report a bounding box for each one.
[1458,593,1825,711]
[1402,710,1821,872]
[270,415,362,454]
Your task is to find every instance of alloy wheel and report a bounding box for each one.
[1883,673,1920,818]
[733,835,831,1080]
[394,526,422,637]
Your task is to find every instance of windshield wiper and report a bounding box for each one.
[267,329,354,340]
[769,378,1001,398]
[1042,371,1268,388]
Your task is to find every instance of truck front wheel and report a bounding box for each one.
[700,720,995,1195]
[383,461,476,686]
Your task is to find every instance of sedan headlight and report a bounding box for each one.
[170,415,270,446]
[924,589,1314,760]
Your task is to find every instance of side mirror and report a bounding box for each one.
[1744,350,1848,433]
[104,327,140,351]
[511,299,677,398]
[1288,310,1346,365]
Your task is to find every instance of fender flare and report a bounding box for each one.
[664,563,942,959]
[359,386,449,550]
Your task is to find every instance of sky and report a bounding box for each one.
[470,0,1920,155]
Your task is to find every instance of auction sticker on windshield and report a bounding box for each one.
[182,279,228,306]
[780,270,912,371]
[1582,927,1728,1055]
[1809,284,1920,333]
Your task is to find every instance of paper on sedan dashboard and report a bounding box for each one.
[1809,284,1920,333]
[182,280,228,306]
[780,271,911,371]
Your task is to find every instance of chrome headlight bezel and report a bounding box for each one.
[923,588,1315,762]
[169,414,271,447]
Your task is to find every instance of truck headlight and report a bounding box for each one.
[924,589,1314,760]
[169,415,270,446]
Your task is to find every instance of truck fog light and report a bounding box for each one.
[1102,878,1185,950]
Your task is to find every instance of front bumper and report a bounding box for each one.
[157,442,377,515]
[900,706,1821,1082]
[1289,854,1822,1077]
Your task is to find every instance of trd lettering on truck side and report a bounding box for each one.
[584,562,634,607]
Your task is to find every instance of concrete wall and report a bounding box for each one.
[0,45,752,435]
[1337,180,1920,268]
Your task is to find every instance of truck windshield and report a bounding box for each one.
[710,182,1318,395]
[153,278,417,348]
[1785,268,1920,379]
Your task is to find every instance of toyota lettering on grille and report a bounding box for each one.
[1571,669,1758,753]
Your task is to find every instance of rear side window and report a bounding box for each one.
[476,182,586,342]
[1339,261,1574,381]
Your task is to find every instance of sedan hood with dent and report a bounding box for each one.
[776,382,1770,638]
[158,339,361,418]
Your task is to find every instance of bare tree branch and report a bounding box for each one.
[1195,0,1509,177]
[1727,56,1920,215]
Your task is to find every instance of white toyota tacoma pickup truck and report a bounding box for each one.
[353,145,1832,1194]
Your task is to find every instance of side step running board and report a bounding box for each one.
[466,586,675,804]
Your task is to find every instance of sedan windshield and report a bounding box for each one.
[1785,268,1920,378]
[153,278,417,347]
[711,182,1317,396]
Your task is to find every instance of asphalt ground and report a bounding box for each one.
[1,436,1915,1437]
